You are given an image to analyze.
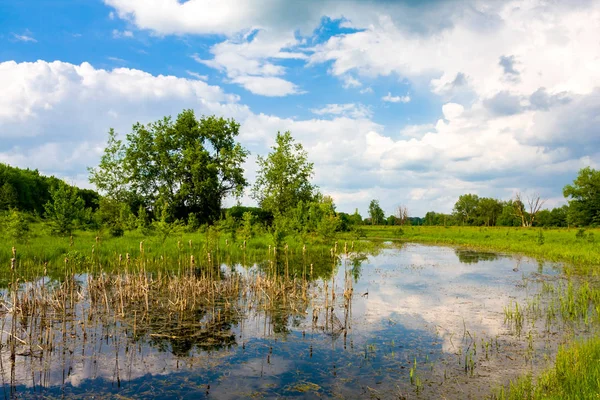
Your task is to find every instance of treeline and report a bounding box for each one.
[424,167,600,228]
[0,163,98,215]
[2,109,599,242]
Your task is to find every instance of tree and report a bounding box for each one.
[6,209,29,243]
[89,110,249,224]
[395,205,410,225]
[563,167,600,226]
[368,199,385,225]
[252,131,317,215]
[88,128,128,202]
[44,181,86,235]
[453,194,479,225]
[513,192,545,227]
[477,197,503,226]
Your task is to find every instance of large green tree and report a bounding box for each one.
[89,110,249,223]
[252,131,317,215]
[453,194,480,225]
[563,167,600,226]
[368,199,385,225]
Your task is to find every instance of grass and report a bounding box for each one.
[493,337,600,400]
[0,223,381,287]
[340,225,600,275]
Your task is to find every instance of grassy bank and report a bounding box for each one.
[493,337,600,400]
[342,225,600,275]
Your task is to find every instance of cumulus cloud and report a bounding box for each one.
[0,60,247,180]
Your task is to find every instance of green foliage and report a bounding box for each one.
[241,211,254,240]
[0,163,99,215]
[44,181,87,236]
[186,212,200,233]
[153,203,177,244]
[219,212,238,241]
[252,131,317,215]
[90,111,249,224]
[0,182,18,210]
[563,167,600,226]
[537,229,545,246]
[368,199,385,225]
[96,198,131,237]
[453,194,480,225]
[137,205,152,235]
[6,209,30,243]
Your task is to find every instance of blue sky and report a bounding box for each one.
[1,0,599,217]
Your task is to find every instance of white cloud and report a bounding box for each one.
[5,0,600,215]
[0,60,247,179]
[310,103,371,119]
[186,71,208,81]
[231,75,302,97]
[382,92,410,103]
[191,29,305,96]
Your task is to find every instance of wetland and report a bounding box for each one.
[1,241,596,399]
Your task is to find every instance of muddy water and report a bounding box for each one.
[0,244,587,399]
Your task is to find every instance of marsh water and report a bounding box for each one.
[0,243,591,399]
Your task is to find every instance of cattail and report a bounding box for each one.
[302,244,306,255]
[207,252,211,264]
[64,257,69,266]
[126,253,130,263]
[11,246,16,258]
[95,236,99,243]
[190,255,195,267]
[119,254,122,263]
[243,240,246,249]
[10,258,16,270]
[177,240,181,250]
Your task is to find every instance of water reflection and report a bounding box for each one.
[455,248,500,264]
[0,244,582,399]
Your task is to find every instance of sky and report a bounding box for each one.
[1,0,599,217]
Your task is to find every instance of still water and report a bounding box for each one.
[0,243,582,399]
